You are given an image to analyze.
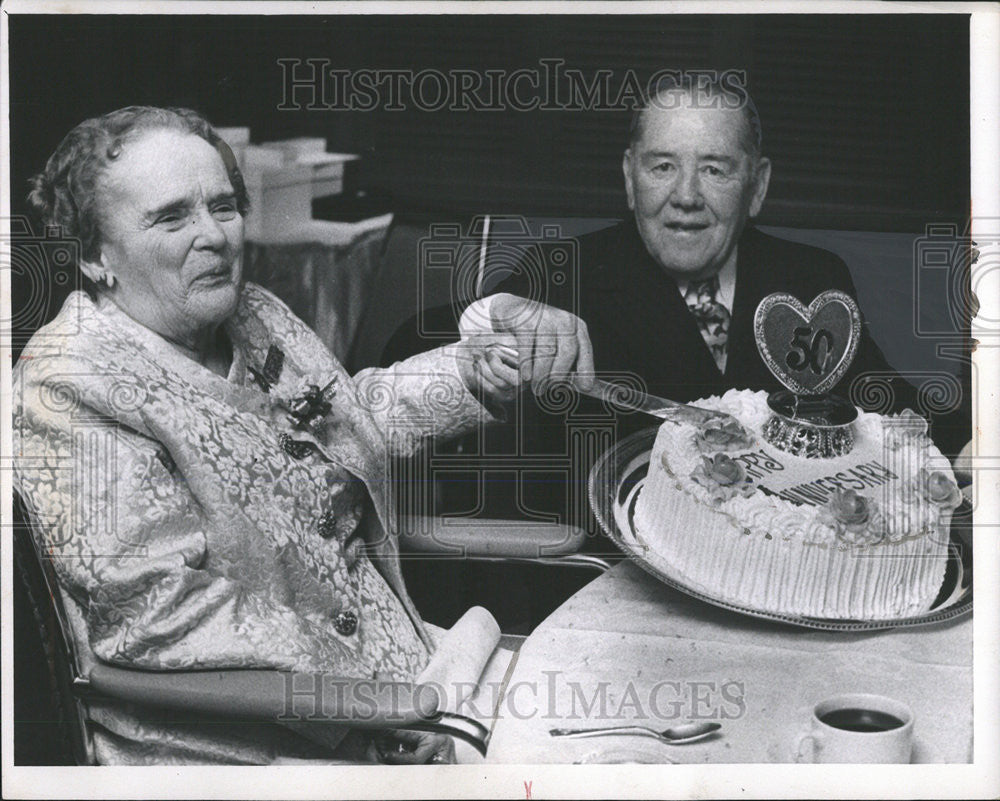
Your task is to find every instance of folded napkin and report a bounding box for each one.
[418,606,502,713]
[418,607,521,764]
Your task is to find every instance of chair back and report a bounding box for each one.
[13,492,96,765]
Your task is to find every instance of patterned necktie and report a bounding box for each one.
[684,276,731,372]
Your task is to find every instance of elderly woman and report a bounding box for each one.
[13,106,594,765]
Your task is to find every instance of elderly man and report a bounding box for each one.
[384,75,970,549]
[473,78,961,437]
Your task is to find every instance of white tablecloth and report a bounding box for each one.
[486,561,972,763]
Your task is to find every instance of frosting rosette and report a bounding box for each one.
[820,489,884,544]
[694,417,755,453]
[917,468,962,509]
[883,409,930,450]
[691,453,755,504]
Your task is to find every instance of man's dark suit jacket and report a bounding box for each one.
[382,219,970,527]
[495,220,911,407]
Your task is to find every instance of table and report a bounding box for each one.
[486,561,972,763]
[243,216,392,364]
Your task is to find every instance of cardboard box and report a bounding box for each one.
[243,165,315,241]
[258,137,328,162]
[216,130,363,240]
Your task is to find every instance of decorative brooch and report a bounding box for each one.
[249,344,286,392]
[287,376,339,432]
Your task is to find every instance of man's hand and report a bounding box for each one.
[488,293,595,394]
[369,729,456,764]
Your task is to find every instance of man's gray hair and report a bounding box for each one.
[628,72,763,157]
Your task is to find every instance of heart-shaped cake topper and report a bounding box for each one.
[754,290,861,396]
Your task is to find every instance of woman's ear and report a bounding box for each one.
[79,252,115,288]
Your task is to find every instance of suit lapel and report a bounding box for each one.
[725,236,758,384]
[585,223,723,395]
[725,227,796,391]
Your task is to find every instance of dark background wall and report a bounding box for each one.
[10,13,969,232]
[8,13,972,367]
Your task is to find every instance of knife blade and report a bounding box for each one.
[492,343,734,427]
[574,377,735,426]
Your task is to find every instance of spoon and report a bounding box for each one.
[549,721,721,745]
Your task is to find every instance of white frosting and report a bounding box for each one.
[634,389,956,619]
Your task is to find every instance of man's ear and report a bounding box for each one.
[622,148,636,211]
[748,156,771,218]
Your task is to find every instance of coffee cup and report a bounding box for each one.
[794,693,913,763]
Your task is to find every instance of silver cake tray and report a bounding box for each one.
[588,428,973,632]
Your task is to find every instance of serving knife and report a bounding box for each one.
[492,343,735,427]
[573,376,737,427]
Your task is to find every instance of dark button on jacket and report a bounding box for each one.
[317,510,338,539]
[280,433,315,459]
[334,611,358,636]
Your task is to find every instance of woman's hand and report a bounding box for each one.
[455,333,521,403]
[369,729,457,764]
[488,294,595,395]
[456,294,596,400]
